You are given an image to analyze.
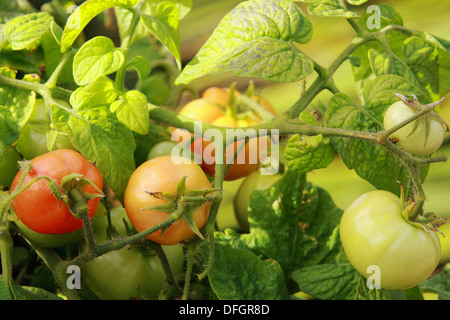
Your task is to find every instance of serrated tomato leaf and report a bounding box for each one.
[67,106,136,201]
[176,0,314,84]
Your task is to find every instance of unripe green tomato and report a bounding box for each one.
[147,141,177,160]
[233,170,281,232]
[13,203,106,248]
[17,98,76,159]
[383,101,446,155]
[82,206,185,300]
[340,190,441,290]
[0,146,21,187]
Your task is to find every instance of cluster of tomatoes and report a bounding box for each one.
[1,85,279,299]
[2,89,449,298]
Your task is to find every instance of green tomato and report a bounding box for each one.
[437,222,450,265]
[147,141,177,160]
[14,219,83,248]
[383,100,446,155]
[13,203,106,248]
[82,206,185,300]
[17,98,75,159]
[233,170,281,233]
[0,146,21,187]
[340,190,441,290]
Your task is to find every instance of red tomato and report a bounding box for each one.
[10,149,103,234]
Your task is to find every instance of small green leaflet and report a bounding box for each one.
[0,106,19,156]
[73,36,125,86]
[67,106,136,201]
[140,1,181,69]
[175,0,314,85]
[70,76,118,110]
[0,67,35,130]
[2,12,53,50]
[110,90,150,135]
[61,0,140,52]
[284,110,334,173]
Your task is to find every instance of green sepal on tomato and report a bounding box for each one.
[82,205,185,300]
[17,98,76,160]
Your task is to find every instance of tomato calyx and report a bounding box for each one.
[398,183,448,235]
[391,93,449,146]
[143,176,219,240]
[53,173,104,219]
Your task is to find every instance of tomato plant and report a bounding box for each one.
[340,190,441,290]
[0,0,449,303]
[82,206,185,300]
[124,155,212,245]
[10,149,103,234]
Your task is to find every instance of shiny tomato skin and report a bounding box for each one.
[10,149,103,234]
[124,155,212,245]
[340,190,441,290]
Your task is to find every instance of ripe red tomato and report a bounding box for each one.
[124,155,212,245]
[10,149,103,234]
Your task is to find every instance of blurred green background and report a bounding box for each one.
[176,0,450,229]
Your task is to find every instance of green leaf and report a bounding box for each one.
[402,36,440,102]
[0,67,35,129]
[2,12,53,50]
[40,24,74,86]
[73,36,125,86]
[67,106,136,201]
[420,264,450,300]
[0,106,19,155]
[301,0,358,18]
[126,55,152,80]
[140,1,181,69]
[199,240,290,300]
[284,133,334,173]
[291,264,359,300]
[70,75,118,110]
[110,90,150,135]
[175,0,314,85]
[61,0,140,52]
[358,3,403,33]
[326,90,428,195]
[115,0,191,45]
